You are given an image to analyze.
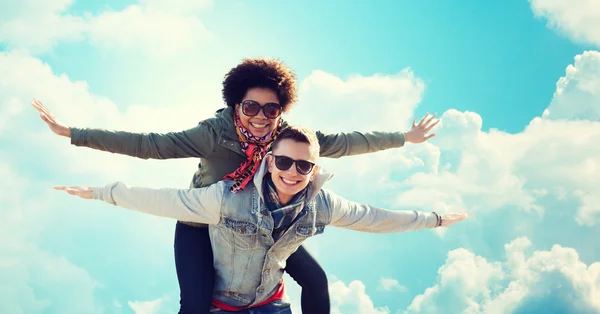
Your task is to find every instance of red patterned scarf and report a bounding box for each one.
[223,112,282,193]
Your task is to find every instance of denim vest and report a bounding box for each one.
[208,159,333,307]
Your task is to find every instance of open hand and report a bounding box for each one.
[54,186,93,199]
[404,113,440,144]
[31,99,71,137]
[440,211,471,227]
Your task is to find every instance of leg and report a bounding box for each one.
[284,245,330,314]
[174,221,215,314]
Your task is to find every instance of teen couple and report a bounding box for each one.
[33,58,469,313]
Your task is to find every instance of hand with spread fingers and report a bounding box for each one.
[31,98,71,138]
[54,186,93,199]
[404,113,440,144]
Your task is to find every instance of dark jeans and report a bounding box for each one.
[174,221,330,314]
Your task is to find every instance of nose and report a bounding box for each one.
[255,107,268,119]
[284,162,299,175]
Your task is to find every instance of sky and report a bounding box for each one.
[1,0,599,313]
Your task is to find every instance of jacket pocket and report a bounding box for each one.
[222,217,259,250]
[295,224,325,238]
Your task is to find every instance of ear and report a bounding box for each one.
[309,165,319,182]
[266,155,274,172]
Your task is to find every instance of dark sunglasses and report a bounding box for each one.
[240,100,282,119]
[272,155,316,175]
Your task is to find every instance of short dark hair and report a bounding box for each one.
[271,126,320,158]
[222,58,298,112]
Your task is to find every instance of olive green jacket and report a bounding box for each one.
[71,106,405,225]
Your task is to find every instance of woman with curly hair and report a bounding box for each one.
[32,57,439,313]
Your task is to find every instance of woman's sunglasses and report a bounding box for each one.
[272,155,315,175]
[240,100,282,119]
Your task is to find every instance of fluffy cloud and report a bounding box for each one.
[406,237,600,313]
[0,50,214,185]
[530,0,600,48]
[292,69,425,133]
[330,279,390,314]
[379,278,408,292]
[128,298,164,314]
[0,163,102,314]
[542,51,600,121]
[391,52,600,229]
[0,0,212,56]
[0,0,85,53]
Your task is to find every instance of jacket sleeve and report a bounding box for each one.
[315,130,405,158]
[320,189,438,233]
[92,181,225,224]
[70,121,218,159]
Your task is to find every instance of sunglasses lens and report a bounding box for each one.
[242,101,260,116]
[295,161,314,175]
[274,156,294,171]
[263,104,281,118]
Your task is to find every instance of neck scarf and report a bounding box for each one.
[262,175,308,240]
[223,111,281,193]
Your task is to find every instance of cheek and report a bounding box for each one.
[238,113,251,128]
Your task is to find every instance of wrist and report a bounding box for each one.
[62,127,72,138]
[403,131,413,143]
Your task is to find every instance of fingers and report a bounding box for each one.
[32,99,55,120]
[423,113,437,126]
[425,119,440,132]
[424,133,436,140]
[418,114,428,126]
[412,117,418,128]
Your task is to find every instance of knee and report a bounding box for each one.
[296,265,328,290]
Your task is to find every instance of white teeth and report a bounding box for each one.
[281,178,297,185]
[251,123,267,128]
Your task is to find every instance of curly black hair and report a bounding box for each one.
[222,57,298,112]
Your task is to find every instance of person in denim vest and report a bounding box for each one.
[32,58,440,314]
[55,126,470,313]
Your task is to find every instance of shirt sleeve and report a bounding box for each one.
[92,181,225,224]
[321,189,438,233]
[71,121,218,159]
[316,130,405,159]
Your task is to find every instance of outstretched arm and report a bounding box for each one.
[316,114,440,158]
[32,99,217,159]
[320,189,468,233]
[54,181,225,224]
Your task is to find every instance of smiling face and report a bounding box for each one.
[267,138,319,205]
[235,87,281,138]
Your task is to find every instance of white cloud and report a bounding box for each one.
[0,50,214,186]
[406,237,600,313]
[389,52,600,228]
[292,69,425,133]
[379,278,408,293]
[86,3,213,58]
[128,298,164,314]
[0,0,213,56]
[529,0,600,48]
[330,279,390,314]
[0,163,102,314]
[0,0,85,53]
[542,51,600,121]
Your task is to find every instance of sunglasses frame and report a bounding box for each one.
[271,155,316,175]
[240,100,282,119]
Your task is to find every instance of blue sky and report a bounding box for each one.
[1,0,599,313]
